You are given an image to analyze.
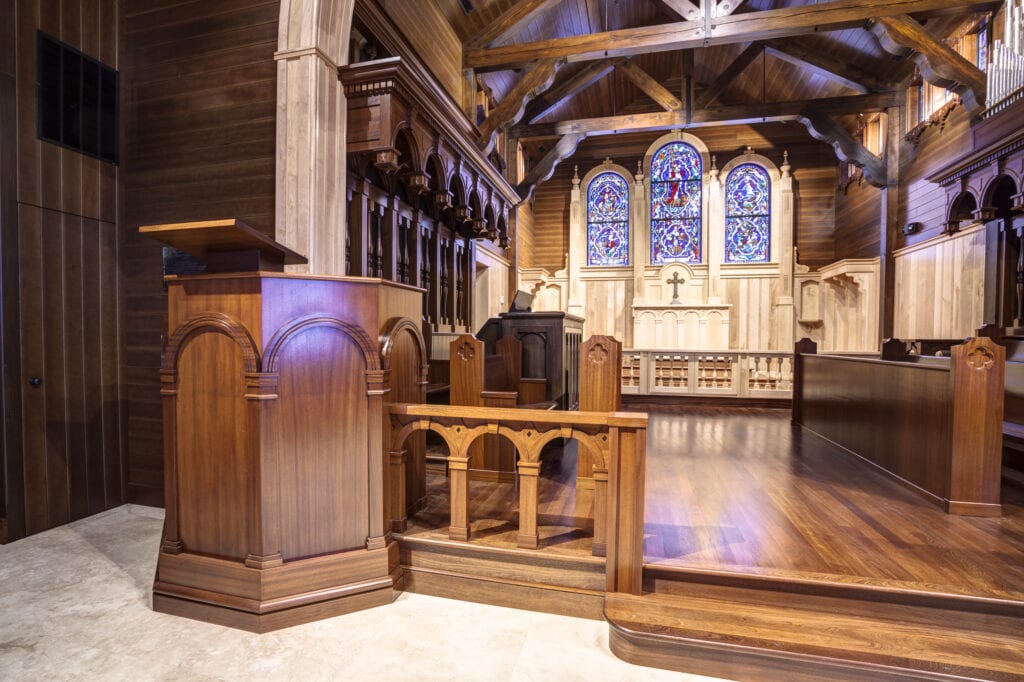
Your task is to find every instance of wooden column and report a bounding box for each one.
[879,105,901,340]
[605,420,646,596]
[247,372,283,569]
[388,449,408,532]
[445,236,458,329]
[366,370,388,550]
[348,179,370,276]
[592,467,608,557]
[382,199,399,281]
[464,240,476,330]
[516,460,541,549]
[410,211,424,289]
[448,453,471,541]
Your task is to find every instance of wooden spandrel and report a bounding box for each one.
[139,218,307,273]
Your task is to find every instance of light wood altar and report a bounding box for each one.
[142,220,427,632]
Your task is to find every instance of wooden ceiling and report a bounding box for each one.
[427,0,997,196]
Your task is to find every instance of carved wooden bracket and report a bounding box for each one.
[516,133,588,201]
[870,15,985,115]
[478,59,562,157]
[797,113,886,188]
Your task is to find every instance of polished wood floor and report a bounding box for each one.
[404,408,1024,602]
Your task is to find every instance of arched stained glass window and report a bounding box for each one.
[725,164,771,263]
[586,172,630,266]
[650,142,702,264]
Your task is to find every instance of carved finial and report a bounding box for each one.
[709,155,719,182]
[744,146,754,155]
[603,156,612,165]
[637,160,642,175]
[573,164,579,181]
[781,150,791,177]
[711,155,717,171]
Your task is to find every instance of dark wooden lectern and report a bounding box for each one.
[142,220,427,632]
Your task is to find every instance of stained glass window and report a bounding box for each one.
[725,163,771,263]
[586,172,630,266]
[650,142,702,264]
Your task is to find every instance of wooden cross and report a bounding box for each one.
[666,272,684,304]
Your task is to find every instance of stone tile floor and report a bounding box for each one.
[0,505,723,681]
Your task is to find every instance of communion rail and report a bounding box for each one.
[388,403,647,594]
[620,349,795,398]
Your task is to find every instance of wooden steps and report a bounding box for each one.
[397,534,607,620]
[607,574,1024,681]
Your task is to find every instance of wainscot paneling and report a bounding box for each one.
[894,223,986,340]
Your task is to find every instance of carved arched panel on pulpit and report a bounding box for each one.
[161,312,261,561]
[263,316,380,561]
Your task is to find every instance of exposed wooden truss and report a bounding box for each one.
[465,0,565,50]
[764,40,887,94]
[478,59,561,156]
[522,59,618,124]
[870,14,987,114]
[695,41,764,109]
[512,93,898,198]
[616,58,683,111]
[465,0,1000,71]
[513,93,900,138]
[657,0,702,22]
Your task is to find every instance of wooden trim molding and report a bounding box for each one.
[162,313,261,374]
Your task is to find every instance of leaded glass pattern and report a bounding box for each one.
[650,142,702,264]
[725,163,770,263]
[587,172,630,266]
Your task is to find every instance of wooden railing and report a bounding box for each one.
[388,403,648,595]
[621,349,795,398]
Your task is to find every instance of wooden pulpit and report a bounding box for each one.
[142,219,427,632]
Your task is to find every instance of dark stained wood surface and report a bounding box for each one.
[642,408,1024,602]
[795,341,1003,515]
[121,0,279,504]
[402,406,1024,602]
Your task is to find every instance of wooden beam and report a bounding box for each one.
[616,58,684,111]
[465,0,1000,71]
[465,0,565,50]
[516,133,587,201]
[479,59,561,156]
[764,40,887,94]
[522,59,618,123]
[513,92,900,138]
[695,41,763,109]
[796,112,886,187]
[870,14,986,114]
[715,0,744,17]
[658,0,702,21]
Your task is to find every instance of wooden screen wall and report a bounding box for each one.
[347,173,477,336]
[1,0,123,541]
[120,0,279,503]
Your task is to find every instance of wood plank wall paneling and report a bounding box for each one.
[516,201,536,269]
[896,106,972,251]
[1,0,17,534]
[382,0,463,105]
[2,0,124,540]
[834,179,882,260]
[121,0,279,503]
[894,226,986,340]
[527,126,839,273]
